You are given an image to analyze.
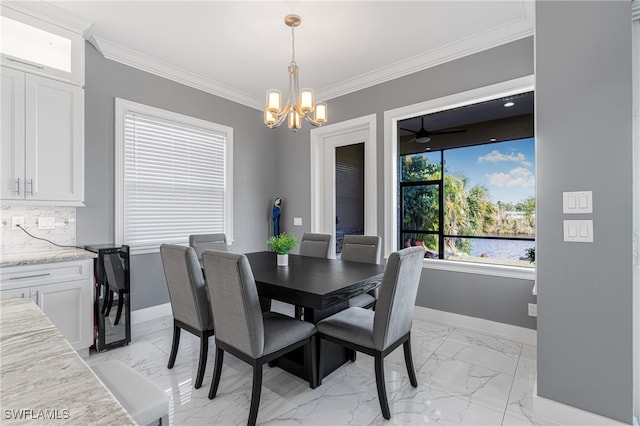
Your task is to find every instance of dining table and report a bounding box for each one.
[245,251,386,382]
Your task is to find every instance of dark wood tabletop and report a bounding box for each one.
[246,251,385,317]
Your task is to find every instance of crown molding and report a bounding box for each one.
[63,2,530,111]
[316,2,534,102]
[87,35,263,110]
[1,1,90,34]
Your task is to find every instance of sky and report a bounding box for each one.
[443,138,535,205]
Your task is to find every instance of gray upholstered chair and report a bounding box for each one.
[299,232,332,258]
[296,232,332,318]
[103,252,127,325]
[189,233,227,262]
[202,250,317,426]
[160,244,215,389]
[190,233,271,312]
[341,235,382,310]
[316,246,424,420]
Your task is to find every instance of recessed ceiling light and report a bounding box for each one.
[425,147,431,151]
[490,138,497,142]
[504,101,515,107]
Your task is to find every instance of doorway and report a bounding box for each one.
[310,114,377,258]
[335,143,365,257]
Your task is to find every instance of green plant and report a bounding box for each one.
[525,247,535,263]
[267,233,298,255]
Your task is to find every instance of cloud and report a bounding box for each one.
[478,150,526,164]
[487,167,535,188]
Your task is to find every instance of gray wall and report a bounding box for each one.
[78,43,278,310]
[535,1,633,422]
[275,37,537,329]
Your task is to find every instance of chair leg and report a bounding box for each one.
[167,325,181,369]
[403,338,418,388]
[248,363,263,426]
[195,333,209,389]
[374,353,391,420]
[317,338,324,386]
[294,306,303,320]
[101,286,110,313]
[114,290,125,325]
[208,347,224,399]
[349,349,357,362]
[304,335,318,389]
[105,290,115,316]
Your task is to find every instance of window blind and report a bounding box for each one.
[121,108,229,253]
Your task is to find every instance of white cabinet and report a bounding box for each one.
[0,259,94,354]
[0,5,85,87]
[1,66,84,204]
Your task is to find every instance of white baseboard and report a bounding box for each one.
[533,383,629,426]
[131,302,172,324]
[413,305,537,346]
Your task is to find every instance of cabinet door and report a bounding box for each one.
[34,280,92,351]
[24,74,84,202]
[1,67,25,200]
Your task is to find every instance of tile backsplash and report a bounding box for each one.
[1,205,76,254]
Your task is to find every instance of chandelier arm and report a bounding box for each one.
[303,115,323,127]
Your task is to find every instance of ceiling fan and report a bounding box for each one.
[400,117,467,143]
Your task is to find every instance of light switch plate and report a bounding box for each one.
[563,191,592,214]
[563,220,593,242]
[293,217,302,226]
[38,217,55,230]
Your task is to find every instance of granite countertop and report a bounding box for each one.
[0,248,97,268]
[0,298,135,425]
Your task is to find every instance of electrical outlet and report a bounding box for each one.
[528,303,537,317]
[11,216,24,230]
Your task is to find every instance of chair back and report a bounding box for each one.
[202,251,265,358]
[373,246,424,351]
[299,233,331,258]
[340,235,382,264]
[104,253,126,291]
[160,244,213,332]
[189,233,227,261]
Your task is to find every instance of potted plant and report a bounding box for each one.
[267,232,298,266]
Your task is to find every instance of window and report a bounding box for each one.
[399,138,535,267]
[115,99,233,254]
[384,76,535,276]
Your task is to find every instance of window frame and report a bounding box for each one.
[383,75,535,279]
[114,98,233,255]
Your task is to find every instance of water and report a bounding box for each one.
[468,238,534,260]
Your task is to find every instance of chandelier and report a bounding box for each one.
[264,14,327,131]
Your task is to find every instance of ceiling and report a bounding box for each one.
[8,1,534,111]
[399,91,534,155]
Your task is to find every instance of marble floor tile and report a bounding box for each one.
[418,353,513,412]
[436,329,522,376]
[86,315,541,425]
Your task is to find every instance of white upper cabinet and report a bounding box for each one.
[1,68,84,204]
[0,6,84,86]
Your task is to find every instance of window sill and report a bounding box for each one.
[422,258,535,280]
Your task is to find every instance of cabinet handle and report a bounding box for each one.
[15,178,20,195]
[9,273,51,280]
[26,179,33,196]
[5,57,45,70]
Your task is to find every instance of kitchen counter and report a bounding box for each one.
[0,298,135,425]
[0,248,96,268]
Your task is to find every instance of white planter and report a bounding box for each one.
[277,254,289,266]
